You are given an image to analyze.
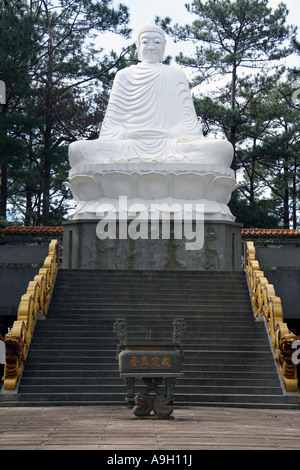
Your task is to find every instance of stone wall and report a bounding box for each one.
[0,245,49,325]
[254,242,300,320]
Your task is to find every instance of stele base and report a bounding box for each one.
[62,219,242,271]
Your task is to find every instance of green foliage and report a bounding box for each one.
[158,0,297,178]
[229,194,281,228]
[158,0,299,228]
[160,0,296,83]
[0,0,132,225]
[0,0,37,165]
[1,0,299,230]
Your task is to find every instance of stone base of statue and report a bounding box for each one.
[63,161,240,271]
[62,218,242,271]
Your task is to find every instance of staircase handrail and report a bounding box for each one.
[2,239,59,391]
[245,241,299,393]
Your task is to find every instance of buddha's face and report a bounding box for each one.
[138,31,165,63]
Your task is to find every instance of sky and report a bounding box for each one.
[99,0,299,98]
[103,0,300,58]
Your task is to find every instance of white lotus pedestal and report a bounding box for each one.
[62,162,241,271]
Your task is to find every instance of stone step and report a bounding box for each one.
[19,376,282,388]
[9,268,294,409]
[28,333,269,342]
[44,315,254,324]
[55,281,247,286]
[34,319,264,328]
[54,283,248,291]
[51,290,249,307]
[21,363,278,374]
[56,269,245,276]
[47,304,252,313]
[29,346,272,355]
[54,280,247,287]
[35,317,261,325]
[30,337,270,346]
[52,280,249,287]
[24,352,276,366]
[18,384,283,396]
[53,285,248,293]
[13,392,293,406]
[41,322,250,329]
[20,373,280,384]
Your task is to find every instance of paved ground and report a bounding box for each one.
[0,405,300,451]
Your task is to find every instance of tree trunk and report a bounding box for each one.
[24,184,33,226]
[283,157,290,228]
[249,139,257,204]
[42,14,53,227]
[230,63,237,173]
[292,156,298,229]
[0,162,7,219]
[42,153,51,226]
[0,102,8,220]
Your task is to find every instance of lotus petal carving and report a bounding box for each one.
[137,172,169,199]
[101,172,135,198]
[206,177,238,204]
[173,173,206,199]
[67,162,237,221]
[69,175,101,201]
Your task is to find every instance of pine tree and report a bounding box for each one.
[1,0,132,225]
[0,0,38,220]
[159,0,297,171]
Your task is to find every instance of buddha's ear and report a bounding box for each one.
[159,46,166,62]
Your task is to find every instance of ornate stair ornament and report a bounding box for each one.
[114,318,185,419]
[173,318,186,342]
[2,240,59,392]
[245,241,300,393]
[113,318,128,356]
[173,318,186,359]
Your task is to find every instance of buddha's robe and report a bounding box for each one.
[69,63,233,168]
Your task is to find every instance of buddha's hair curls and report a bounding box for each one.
[135,23,166,48]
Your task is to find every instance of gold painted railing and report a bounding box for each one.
[3,239,58,391]
[245,241,299,392]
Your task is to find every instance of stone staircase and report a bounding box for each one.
[7,269,300,408]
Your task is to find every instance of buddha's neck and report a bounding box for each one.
[138,61,163,67]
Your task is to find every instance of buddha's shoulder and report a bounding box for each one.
[166,65,188,79]
[116,64,187,78]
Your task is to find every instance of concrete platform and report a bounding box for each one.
[0,405,300,450]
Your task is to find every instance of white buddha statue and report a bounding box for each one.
[69,23,233,168]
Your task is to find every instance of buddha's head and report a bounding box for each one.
[135,23,166,63]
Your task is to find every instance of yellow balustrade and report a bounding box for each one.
[3,239,59,391]
[245,241,299,392]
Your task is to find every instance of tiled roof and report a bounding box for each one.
[242,228,300,237]
[1,226,63,234]
[1,226,299,237]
